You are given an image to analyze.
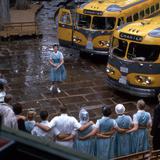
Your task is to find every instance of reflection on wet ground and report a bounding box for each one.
[0,1,156,121]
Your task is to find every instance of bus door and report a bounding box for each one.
[58,8,73,47]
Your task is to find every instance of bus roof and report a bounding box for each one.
[117,16,160,38]
[79,0,146,13]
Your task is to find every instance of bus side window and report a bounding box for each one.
[133,13,138,21]
[151,5,155,14]
[127,16,132,23]
[140,10,144,19]
[145,8,150,16]
[118,17,125,26]
[60,12,71,24]
[156,3,159,10]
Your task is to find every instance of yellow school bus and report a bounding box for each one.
[106,16,160,97]
[58,0,160,55]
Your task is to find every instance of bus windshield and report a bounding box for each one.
[76,14,91,28]
[92,17,116,30]
[112,38,127,57]
[127,43,160,62]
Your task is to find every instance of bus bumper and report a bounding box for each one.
[80,48,109,55]
[106,76,159,97]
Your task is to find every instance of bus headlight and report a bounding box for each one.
[136,75,152,85]
[148,28,160,37]
[99,40,110,47]
[106,66,114,75]
[73,36,81,43]
[145,79,152,85]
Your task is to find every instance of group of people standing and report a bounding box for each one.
[34,99,152,160]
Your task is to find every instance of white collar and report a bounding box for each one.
[137,110,145,113]
[61,114,68,116]
[102,116,110,120]
[118,114,124,117]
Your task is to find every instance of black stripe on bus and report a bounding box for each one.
[108,55,160,75]
[74,28,113,39]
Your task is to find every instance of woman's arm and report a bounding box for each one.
[79,128,98,140]
[99,128,116,135]
[60,134,75,141]
[56,133,75,141]
[126,123,138,133]
[49,59,57,67]
[36,122,51,132]
[56,58,64,69]
[116,127,130,133]
[78,121,93,131]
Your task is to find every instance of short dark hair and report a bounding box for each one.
[0,83,4,91]
[60,106,67,113]
[13,103,23,115]
[102,105,112,117]
[4,94,13,103]
[53,43,59,48]
[40,111,48,121]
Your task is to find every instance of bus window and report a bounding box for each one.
[140,10,144,19]
[76,14,91,28]
[118,17,125,27]
[127,43,160,61]
[156,3,159,10]
[92,17,116,30]
[60,12,71,24]
[112,38,127,58]
[133,13,139,21]
[145,8,150,15]
[151,5,155,13]
[127,16,132,23]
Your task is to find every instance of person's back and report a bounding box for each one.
[32,111,51,137]
[49,107,81,148]
[130,100,152,153]
[74,108,95,156]
[53,114,78,134]
[25,109,36,133]
[95,105,117,160]
[13,103,26,131]
[0,95,17,129]
[116,115,132,129]
[115,104,132,157]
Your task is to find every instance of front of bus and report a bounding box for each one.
[73,1,119,55]
[106,18,160,97]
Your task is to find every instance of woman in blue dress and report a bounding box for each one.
[114,104,133,157]
[95,105,119,160]
[127,99,152,153]
[49,44,67,93]
[73,108,96,157]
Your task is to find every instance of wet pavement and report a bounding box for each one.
[0,1,156,121]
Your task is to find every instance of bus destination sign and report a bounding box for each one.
[120,32,143,42]
[83,9,103,15]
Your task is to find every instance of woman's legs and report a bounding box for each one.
[56,81,61,93]
[50,82,55,91]
[50,82,61,93]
